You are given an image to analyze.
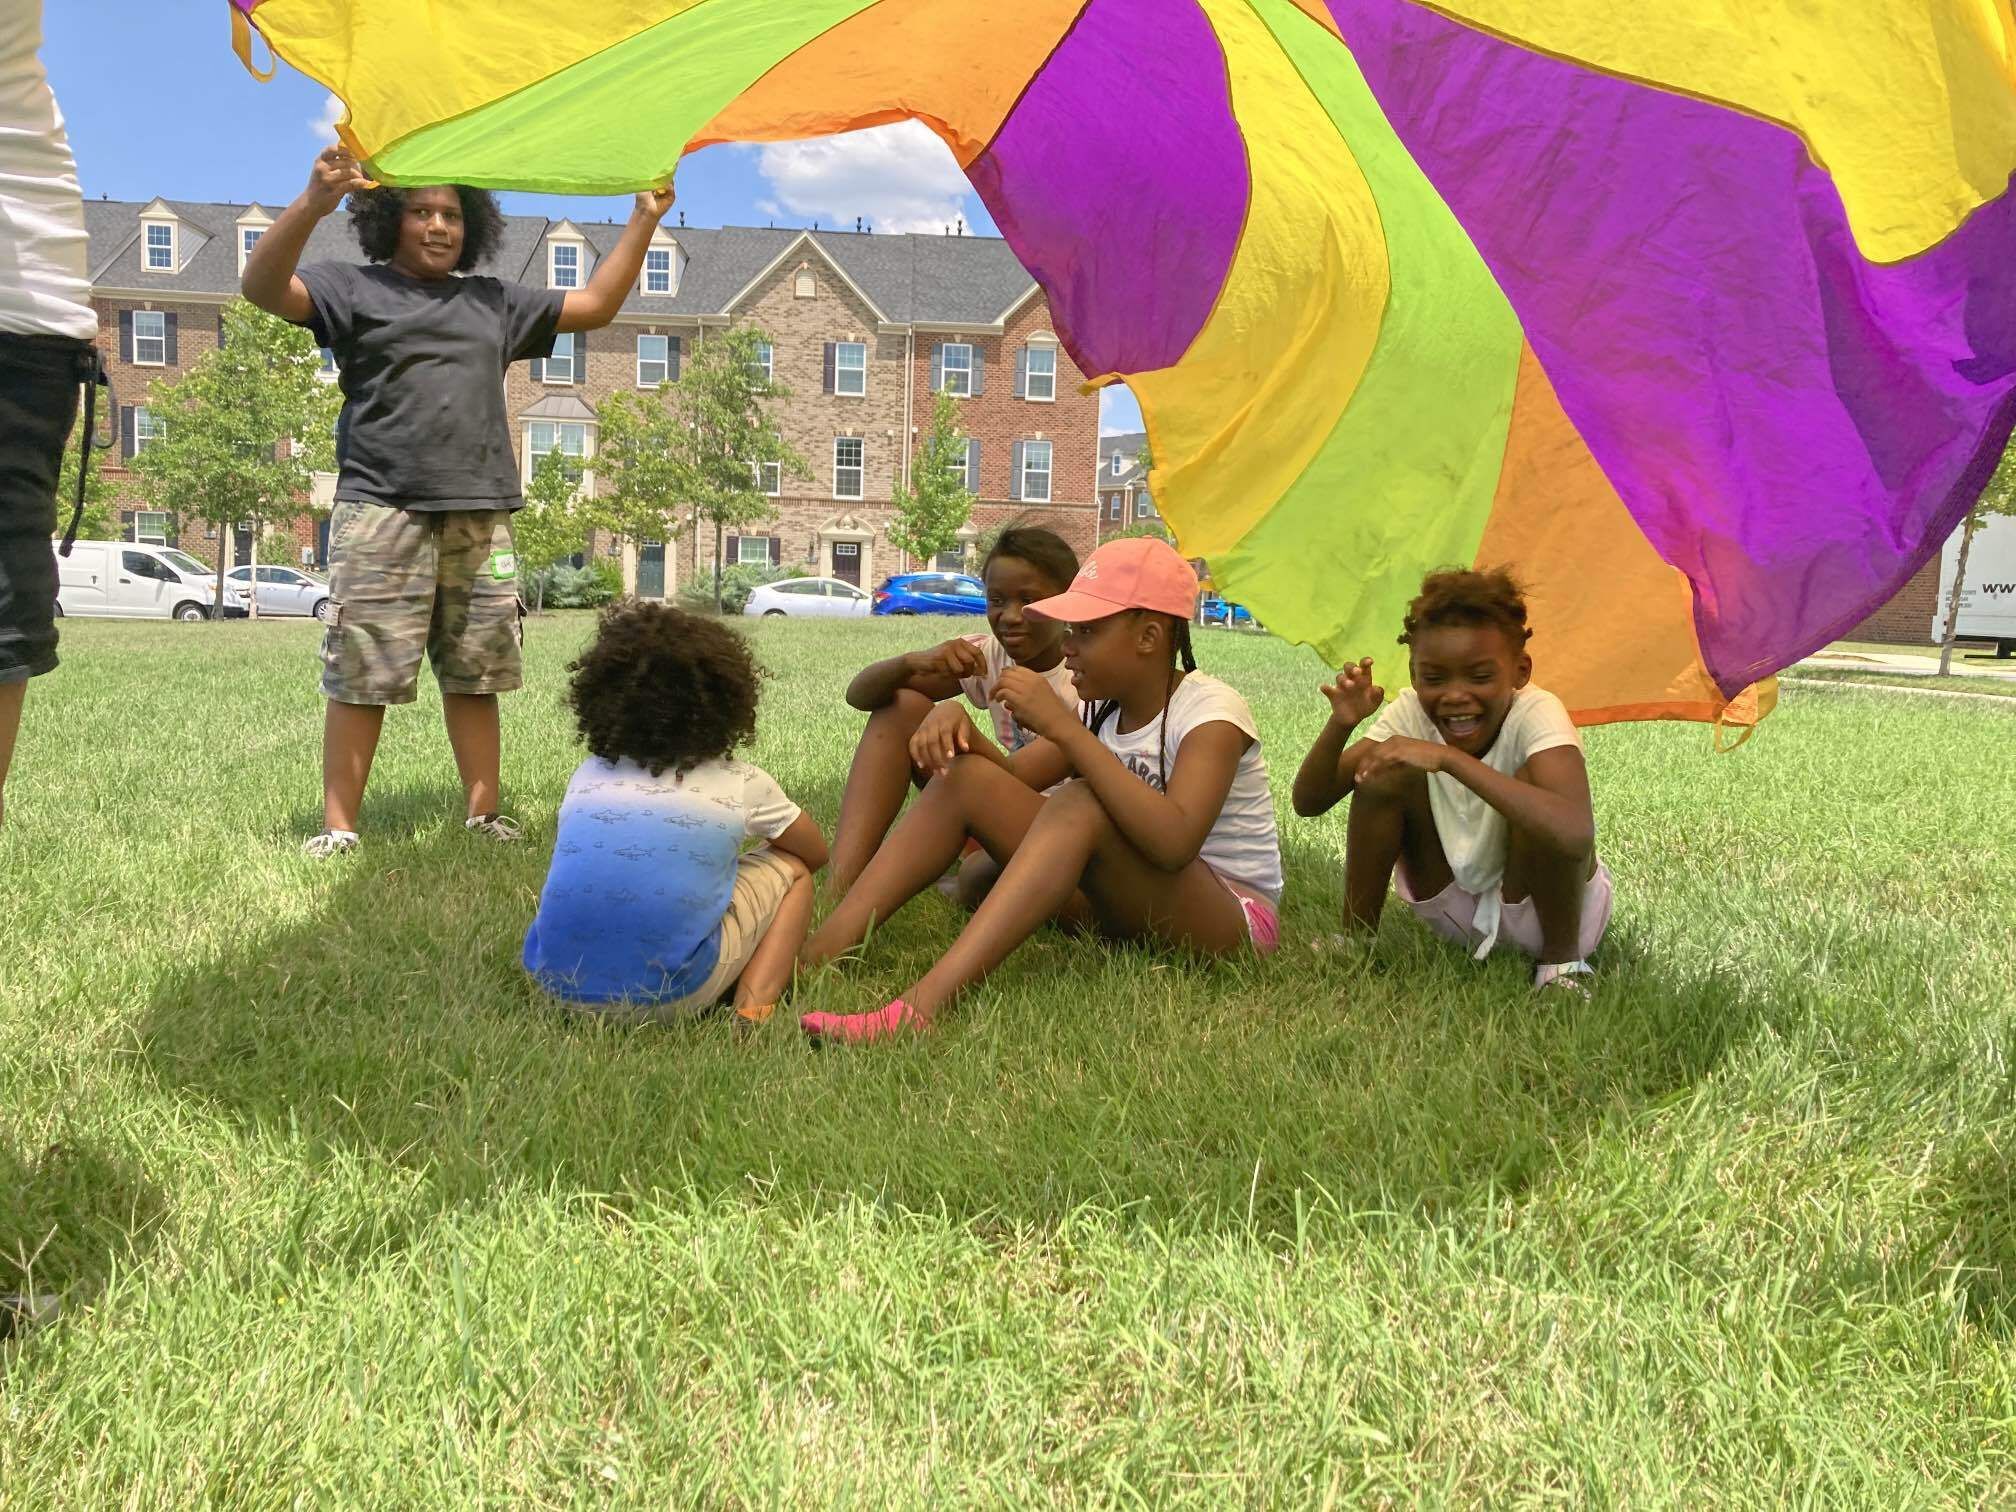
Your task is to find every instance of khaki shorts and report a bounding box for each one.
[573,847,802,1024]
[321,500,522,706]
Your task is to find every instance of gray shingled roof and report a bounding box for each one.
[83,199,1039,326]
[1100,431,1148,488]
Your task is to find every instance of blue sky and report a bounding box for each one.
[40,3,1145,435]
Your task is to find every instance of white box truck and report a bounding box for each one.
[1933,512,2016,657]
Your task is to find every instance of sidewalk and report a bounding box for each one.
[1800,645,2016,682]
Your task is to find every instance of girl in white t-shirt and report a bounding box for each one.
[1292,568,1608,990]
[803,538,1282,1045]
[830,528,1081,896]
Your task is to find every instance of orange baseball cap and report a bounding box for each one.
[1026,537,1199,623]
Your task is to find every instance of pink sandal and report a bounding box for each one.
[799,999,924,1046]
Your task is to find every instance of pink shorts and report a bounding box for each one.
[1214,873,1281,956]
[1394,862,1612,962]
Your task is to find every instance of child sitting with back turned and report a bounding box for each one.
[524,602,827,1024]
[1292,568,1608,990]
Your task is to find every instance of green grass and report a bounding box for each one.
[5,614,2016,1504]
[1786,666,2016,699]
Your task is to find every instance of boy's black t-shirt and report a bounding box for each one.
[296,262,566,512]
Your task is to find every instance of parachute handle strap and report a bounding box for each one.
[231,6,277,83]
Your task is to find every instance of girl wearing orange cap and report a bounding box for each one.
[800,537,1281,1044]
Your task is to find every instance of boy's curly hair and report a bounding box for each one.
[346,185,505,271]
[566,601,764,776]
[1399,567,1532,652]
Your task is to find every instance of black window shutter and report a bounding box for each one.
[966,438,980,493]
[725,534,741,569]
[164,313,179,366]
[1015,347,1028,398]
[822,343,836,394]
[120,406,136,460]
[970,348,984,396]
[217,311,228,349]
[575,328,587,362]
[669,336,682,382]
[930,343,943,393]
[768,537,781,567]
[1009,441,1024,501]
[165,515,179,548]
[530,357,545,383]
[119,310,133,364]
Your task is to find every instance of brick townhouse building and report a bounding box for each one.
[1097,430,1160,533]
[77,196,1103,595]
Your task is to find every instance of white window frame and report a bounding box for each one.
[143,222,175,272]
[757,461,782,497]
[834,341,867,398]
[736,536,773,567]
[749,342,774,384]
[545,332,577,385]
[1021,440,1053,504]
[133,310,167,367]
[133,407,166,455]
[526,419,593,492]
[1024,344,1057,403]
[940,342,973,398]
[636,333,670,388]
[833,437,865,500]
[933,548,966,573]
[641,247,673,296]
[1111,451,1126,477]
[1135,497,1153,520]
[239,226,264,273]
[945,449,970,490]
[549,241,582,291]
[132,510,170,546]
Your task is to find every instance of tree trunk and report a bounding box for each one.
[214,526,227,626]
[248,519,261,621]
[1938,512,1981,676]
[713,518,725,616]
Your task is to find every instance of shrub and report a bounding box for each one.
[679,563,806,616]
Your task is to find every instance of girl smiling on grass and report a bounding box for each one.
[1292,568,1607,990]
[800,538,1281,1045]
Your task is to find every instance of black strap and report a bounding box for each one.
[59,346,113,558]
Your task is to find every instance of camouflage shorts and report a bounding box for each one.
[321,501,522,706]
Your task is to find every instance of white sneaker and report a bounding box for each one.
[302,829,359,859]
[465,812,523,842]
[1534,959,1595,994]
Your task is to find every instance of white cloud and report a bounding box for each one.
[756,121,971,236]
[310,93,345,141]
[1100,384,1145,437]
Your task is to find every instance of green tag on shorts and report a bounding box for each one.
[489,551,517,581]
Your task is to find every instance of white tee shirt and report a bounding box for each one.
[958,633,1082,753]
[0,4,95,340]
[1364,684,1582,954]
[1092,672,1283,905]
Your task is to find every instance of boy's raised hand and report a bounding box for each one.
[634,186,675,221]
[1321,658,1384,727]
[304,145,371,215]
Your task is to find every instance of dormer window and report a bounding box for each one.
[642,246,674,296]
[550,241,581,290]
[144,222,175,271]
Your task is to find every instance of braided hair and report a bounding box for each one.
[1085,612,1199,791]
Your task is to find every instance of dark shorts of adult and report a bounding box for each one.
[0,332,91,686]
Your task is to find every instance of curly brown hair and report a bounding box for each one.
[566,601,764,776]
[1399,567,1531,652]
[346,185,505,271]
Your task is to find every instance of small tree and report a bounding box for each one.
[54,430,116,544]
[515,449,591,612]
[888,390,974,568]
[594,385,689,555]
[645,326,809,614]
[1937,434,2016,674]
[130,299,339,617]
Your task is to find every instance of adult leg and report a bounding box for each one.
[803,754,1050,969]
[441,692,501,820]
[829,688,932,893]
[1500,764,1597,966]
[898,782,1249,1019]
[0,333,84,832]
[1343,769,1451,933]
[430,511,522,824]
[322,699,387,833]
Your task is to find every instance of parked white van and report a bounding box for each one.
[54,541,244,621]
[1933,512,2016,657]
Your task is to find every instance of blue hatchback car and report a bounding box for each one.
[1199,596,1254,628]
[872,571,989,616]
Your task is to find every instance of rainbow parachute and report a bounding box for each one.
[230,0,2016,730]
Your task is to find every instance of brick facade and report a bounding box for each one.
[1846,550,1942,645]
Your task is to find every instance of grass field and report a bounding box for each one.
[4,613,2016,1504]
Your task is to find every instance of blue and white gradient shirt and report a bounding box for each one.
[523,755,801,1005]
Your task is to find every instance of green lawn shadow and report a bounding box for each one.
[137,825,1757,1256]
[0,1137,166,1330]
